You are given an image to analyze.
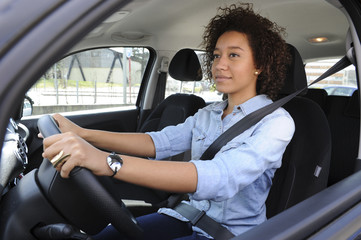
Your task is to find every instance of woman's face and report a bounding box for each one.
[212,31,259,102]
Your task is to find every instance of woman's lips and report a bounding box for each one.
[215,75,231,83]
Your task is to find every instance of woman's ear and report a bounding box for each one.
[254,69,261,76]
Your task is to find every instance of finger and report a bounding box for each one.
[59,156,78,178]
[42,134,68,159]
[52,113,62,124]
[53,118,60,127]
[51,152,71,168]
[53,114,82,136]
[52,114,65,132]
[43,134,63,149]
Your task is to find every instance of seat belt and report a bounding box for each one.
[172,55,352,239]
[174,202,235,239]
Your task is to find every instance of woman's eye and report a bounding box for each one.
[229,53,239,58]
[213,54,220,59]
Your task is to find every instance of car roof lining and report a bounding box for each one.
[66,0,349,62]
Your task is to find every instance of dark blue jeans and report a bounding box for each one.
[92,212,211,240]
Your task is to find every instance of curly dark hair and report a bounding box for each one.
[201,3,291,100]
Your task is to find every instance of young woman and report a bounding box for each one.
[42,3,295,239]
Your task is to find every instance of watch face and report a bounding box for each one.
[107,155,122,172]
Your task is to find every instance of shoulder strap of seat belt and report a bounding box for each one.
[172,56,351,239]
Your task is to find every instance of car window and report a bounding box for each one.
[306,58,357,96]
[165,51,223,103]
[26,47,150,116]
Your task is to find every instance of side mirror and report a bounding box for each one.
[22,95,34,117]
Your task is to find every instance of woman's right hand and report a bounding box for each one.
[42,132,111,178]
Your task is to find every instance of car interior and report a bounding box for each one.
[1,0,361,239]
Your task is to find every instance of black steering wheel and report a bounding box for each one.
[37,115,143,239]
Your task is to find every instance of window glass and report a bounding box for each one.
[26,47,150,116]
[306,58,357,96]
[165,51,223,102]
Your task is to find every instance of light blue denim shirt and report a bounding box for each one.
[147,94,295,237]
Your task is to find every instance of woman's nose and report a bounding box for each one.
[214,56,227,70]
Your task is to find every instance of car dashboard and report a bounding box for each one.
[0,118,29,197]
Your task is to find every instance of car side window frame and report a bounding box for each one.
[24,47,156,117]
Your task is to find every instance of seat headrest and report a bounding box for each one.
[279,44,308,95]
[169,48,202,81]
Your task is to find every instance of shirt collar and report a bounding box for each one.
[240,94,273,115]
[209,94,273,115]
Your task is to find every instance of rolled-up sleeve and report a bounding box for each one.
[146,114,197,160]
[190,111,295,201]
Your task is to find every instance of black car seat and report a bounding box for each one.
[266,45,332,218]
[304,88,328,111]
[138,48,206,133]
[326,90,360,186]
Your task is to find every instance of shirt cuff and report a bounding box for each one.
[146,131,172,159]
[190,160,222,200]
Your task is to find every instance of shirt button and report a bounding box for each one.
[237,106,241,110]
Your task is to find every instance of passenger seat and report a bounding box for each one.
[139,49,206,133]
[326,90,360,185]
[304,88,328,111]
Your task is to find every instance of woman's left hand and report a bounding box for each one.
[42,132,111,178]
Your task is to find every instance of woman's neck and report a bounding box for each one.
[222,93,257,119]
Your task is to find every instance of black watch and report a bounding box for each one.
[106,152,123,177]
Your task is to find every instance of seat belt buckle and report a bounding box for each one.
[191,210,206,225]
